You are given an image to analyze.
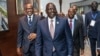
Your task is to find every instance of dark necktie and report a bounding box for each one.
[28,16,32,26]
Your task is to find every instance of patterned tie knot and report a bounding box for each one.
[29,16,31,18]
[29,16,31,20]
[70,19,72,22]
[51,19,53,23]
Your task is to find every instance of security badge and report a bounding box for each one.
[90,20,96,27]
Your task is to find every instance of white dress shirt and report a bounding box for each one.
[74,14,78,20]
[97,43,100,50]
[82,14,85,24]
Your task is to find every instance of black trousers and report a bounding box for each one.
[73,47,80,56]
[52,51,57,56]
[89,38,97,56]
[23,44,35,56]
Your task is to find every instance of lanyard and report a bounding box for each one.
[91,12,97,20]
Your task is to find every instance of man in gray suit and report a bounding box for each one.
[17,3,40,56]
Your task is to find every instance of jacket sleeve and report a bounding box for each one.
[35,22,43,56]
[17,19,23,48]
[96,21,100,49]
[79,22,84,49]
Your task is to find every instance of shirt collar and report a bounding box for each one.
[27,14,33,18]
[48,16,56,22]
[74,14,78,20]
[68,18,75,22]
[27,14,33,21]
[92,10,98,14]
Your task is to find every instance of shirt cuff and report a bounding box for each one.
[68,55,72,56]
[97,48,100,50]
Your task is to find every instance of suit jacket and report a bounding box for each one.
[73,19,84,50]
[75,14,86,37]
[95,20,100,49]
[82,14,87,37]
[85,11,100,38]
[67,18,84,56]
[17,15,40,53]
[75,14,83,22]
[35,16,73,56]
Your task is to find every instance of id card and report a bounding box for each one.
[90,20,96,27]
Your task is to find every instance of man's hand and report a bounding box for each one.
[17,48,22,56]
[80,49,84,55]
[97,49,100,54]
[28,33,37,41]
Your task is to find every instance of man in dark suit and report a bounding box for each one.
[35,3,73,56]
[67,8,84,56]
[85,1,100,56]
[71,5,86,38]
[81,11,87,38]
[17,3,40,56]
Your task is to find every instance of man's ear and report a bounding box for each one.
[45,9,48,14]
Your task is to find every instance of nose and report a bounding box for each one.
[51,8,54,12]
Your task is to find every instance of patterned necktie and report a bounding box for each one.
[28,16,32,26]
[69,19,72,30]
[50,19,55,52]
[50,20,54,38]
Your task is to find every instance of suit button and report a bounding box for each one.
[73,40,74,42]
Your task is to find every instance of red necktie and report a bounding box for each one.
[69,19,72,29]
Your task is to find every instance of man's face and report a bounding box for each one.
[68,8,75,19]
[46,3,57,19]
[91,2,98,11]
[72,6,77,14]
[24,4,33,16]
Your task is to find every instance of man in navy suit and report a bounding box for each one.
[35,3,73,56]
[85,1,100,56]
[17,3,40,56]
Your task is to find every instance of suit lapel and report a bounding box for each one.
[45,17,60,40]
[24,16,30,30]
[30,15,36,29]
[95,12,99,20]
[45,18,53,40]
[54,17,60,40]
[73,19,77,37]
